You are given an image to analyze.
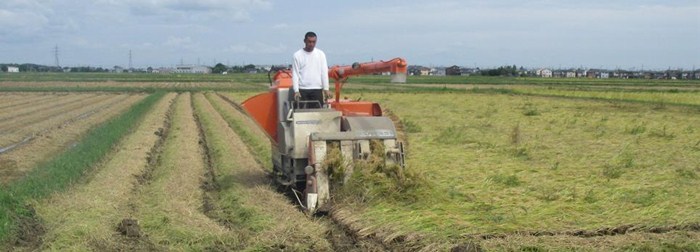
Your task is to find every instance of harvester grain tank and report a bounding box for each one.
[241,58,408,213]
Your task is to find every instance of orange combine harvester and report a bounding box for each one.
[241,58,407,213]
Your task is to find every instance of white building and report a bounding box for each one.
[537,69,552,78]
[174,65,211,74]
[7,66,19,73]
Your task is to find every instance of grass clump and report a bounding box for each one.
[435,126,474,145]
[648,125,675,139]
[331,140,426,204]
[521,102,540,116]
[602,144,637,179]
[531,185,561,202]
[626,124,646,135]
[0,92,164,244]
[675,168,698,180]
[488,174,522,187]
[510,124,522,145]
[400,118,422,133]
[619,189,659,207]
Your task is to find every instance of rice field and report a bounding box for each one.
[0,73,698,251]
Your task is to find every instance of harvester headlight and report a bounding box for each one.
[305,165,315,175]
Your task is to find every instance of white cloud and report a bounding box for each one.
[165,36,195,47]
[272,23,289,29]
[0,9,48,31]
[0,1,51,39]
[106,0,272,23]
[226,42,286,54]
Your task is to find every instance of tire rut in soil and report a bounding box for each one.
[190,94,228,230]
[112,93,177,251]
[6,205,46,250]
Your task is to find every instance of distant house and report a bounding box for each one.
[409,66,432,76]
[586,70,597,78]
[419,67,431,76]
[7,66,19,73]
[445,65,461,76]
[537,69,552,78]
[577,70,587,78]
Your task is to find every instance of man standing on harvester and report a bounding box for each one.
[292,31,331,108]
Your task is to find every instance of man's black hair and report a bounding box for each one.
[304,31,317,40]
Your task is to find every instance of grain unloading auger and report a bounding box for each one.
[241,58,408,213]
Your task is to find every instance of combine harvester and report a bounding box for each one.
[242,58,408,213]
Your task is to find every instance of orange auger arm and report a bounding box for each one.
[328,57,407,103]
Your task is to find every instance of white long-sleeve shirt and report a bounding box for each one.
[292,48,329,93]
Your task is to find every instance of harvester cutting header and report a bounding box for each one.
[241,57,408,213]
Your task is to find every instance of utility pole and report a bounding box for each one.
[54,45,60,67]
[129,50,133,70]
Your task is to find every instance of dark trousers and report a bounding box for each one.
[299,89,324,109]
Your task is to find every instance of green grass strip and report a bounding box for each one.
[0,91,166,244]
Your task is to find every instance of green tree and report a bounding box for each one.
[212,63,227,74]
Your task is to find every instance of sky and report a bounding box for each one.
[1,0,699,70]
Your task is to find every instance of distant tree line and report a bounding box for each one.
[480,65,520,77]
[1,64,110,73]
[1,64,62,72]
[211,63,261,74]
